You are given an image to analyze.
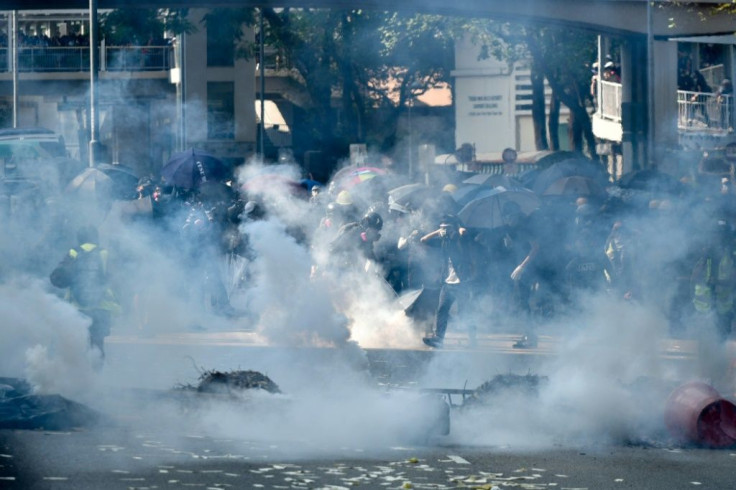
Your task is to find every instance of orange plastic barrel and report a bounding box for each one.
[664,381,736,448]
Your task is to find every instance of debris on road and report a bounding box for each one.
[176,369,282,396]
[0,377,101,430]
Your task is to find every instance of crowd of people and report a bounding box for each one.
[41,151,736,361]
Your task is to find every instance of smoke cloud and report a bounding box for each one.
[0,62,733,458]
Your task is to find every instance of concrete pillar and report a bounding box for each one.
[651,40,679,165]
[620,43,635,174]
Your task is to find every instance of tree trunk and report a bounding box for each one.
[530,58,548,150]
[548,89,560,151]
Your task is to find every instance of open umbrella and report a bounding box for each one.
[457,187,540,229]
[65,167,114,200]
[462,173,523,188]
[387,183,434,213]
[452,184,489,207]
[95,163,139,199]
[332,166,387,190]
[541,175,606,198]
[531,158,608,195]
[161,149,230,190]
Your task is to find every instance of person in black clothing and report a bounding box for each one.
[328,211,384,272]
[492,202,539,349]
[420,214,482,348]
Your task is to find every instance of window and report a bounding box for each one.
[207,27,234,67]
[207,82,235,140]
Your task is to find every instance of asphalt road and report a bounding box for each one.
[2,423,735,489]
[0,329,731,490]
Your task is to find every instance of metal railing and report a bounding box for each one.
[677,90,732,132]
[0,45,173,73]
[599,80,622,122]
[105,46,172,72]
[700,64,725,92]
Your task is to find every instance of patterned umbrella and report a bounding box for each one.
[332,166,387,190]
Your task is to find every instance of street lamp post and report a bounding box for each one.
[89,0,100,167]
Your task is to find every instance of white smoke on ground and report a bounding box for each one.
[0,277,99,398]
[442,293,693,448]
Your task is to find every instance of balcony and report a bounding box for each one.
[0,45,173,73]
[677,90,732,133]
[593,79,733,146]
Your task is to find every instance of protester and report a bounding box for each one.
[420,214,483,348]
[328,211,384,272]
[50,225,120,362]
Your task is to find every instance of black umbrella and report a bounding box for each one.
[65,167,113,200]
[541,175,607,199]
[387,183,434,213]
[457,187,540,229]
[531,158,608,195]
[96,163,140,199]
[462,173,523,188]
[161,149,230,190]
[617,169,684,195]
[452,184,488,207]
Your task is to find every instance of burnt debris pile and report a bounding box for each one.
[177,369,282,396]
[463,373,549,409]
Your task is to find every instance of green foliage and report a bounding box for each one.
[262,8,459,152]
[202,8,258,60]
[100,8,193,45]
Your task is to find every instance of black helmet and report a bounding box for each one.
[361,211,383,231]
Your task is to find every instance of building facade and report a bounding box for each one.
[0,8,258,179]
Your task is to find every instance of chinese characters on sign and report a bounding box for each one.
[468,94,503,116]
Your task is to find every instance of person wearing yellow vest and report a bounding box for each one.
[691,221,736,341]
[50,225,120,360]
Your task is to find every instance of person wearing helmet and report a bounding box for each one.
[327,211,384,272]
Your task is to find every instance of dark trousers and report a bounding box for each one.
[85,308,111,358]
[433,282,476,342]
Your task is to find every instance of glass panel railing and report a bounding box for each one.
[105,46,171,72]
[0,45,172,73]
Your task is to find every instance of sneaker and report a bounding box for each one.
[423,336,444,348]
[512,335,538,349]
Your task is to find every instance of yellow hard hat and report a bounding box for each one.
[336,190,353,205]
[442,184,458,193]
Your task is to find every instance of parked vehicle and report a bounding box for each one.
[0,127,84,188]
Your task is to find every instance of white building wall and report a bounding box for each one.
[452,36,566,155]
[452,37,514,154]
[182,8,256,158]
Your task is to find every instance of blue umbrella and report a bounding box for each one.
[160,148,230,190]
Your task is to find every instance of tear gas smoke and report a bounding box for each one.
[0,96,732,456]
